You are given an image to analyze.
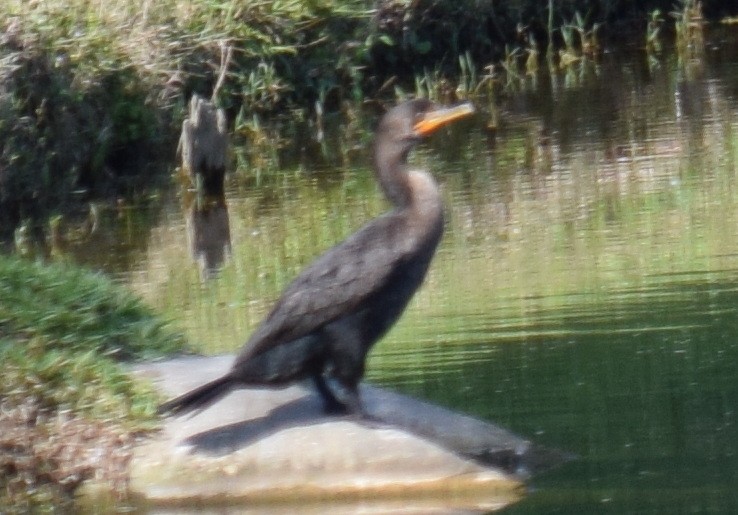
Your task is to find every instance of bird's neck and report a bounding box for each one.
[373,149,442,224]
[372,139,442,218]
[404,170,442,219]
[373,149,413,208]
[398,169,444,257]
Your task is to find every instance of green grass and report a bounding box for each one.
[0,254,188,509]
[0,254,187,420]
[0,256,184,359]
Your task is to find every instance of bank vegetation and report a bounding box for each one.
[0,254,187,509]
[2,0,735,239]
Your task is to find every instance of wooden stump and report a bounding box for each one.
[179,94,229,197]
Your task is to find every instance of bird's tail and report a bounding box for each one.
[158,374,235,417]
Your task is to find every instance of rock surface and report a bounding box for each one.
[111,355,563,513]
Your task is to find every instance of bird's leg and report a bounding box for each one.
[331,379,363,416]
[313,373,365,417]
[312,373,349,415]
[323,377,388,430]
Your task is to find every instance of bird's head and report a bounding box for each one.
[373,99,474,169]
[375,99,475,150]
[372,99,475,206]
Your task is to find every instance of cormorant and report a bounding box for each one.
[159,99,475,417]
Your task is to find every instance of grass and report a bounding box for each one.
[0,254,187,509]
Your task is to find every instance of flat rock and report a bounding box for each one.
[108,355,564,513]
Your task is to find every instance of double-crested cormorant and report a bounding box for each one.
[159,99,475,417]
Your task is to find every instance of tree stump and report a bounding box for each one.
[179,94,228,197]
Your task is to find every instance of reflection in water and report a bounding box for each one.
[183,192,232,280]
[71,32,738,514]
[410,276,738,515]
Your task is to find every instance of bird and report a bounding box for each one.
[159,99,475,418]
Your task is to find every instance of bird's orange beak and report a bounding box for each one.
[413,102,475,136]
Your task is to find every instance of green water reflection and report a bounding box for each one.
[68,37,738,513]
[373,276,738,513]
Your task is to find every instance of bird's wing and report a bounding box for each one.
[234,213,413,363]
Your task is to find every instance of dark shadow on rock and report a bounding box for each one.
[182,394,336,455]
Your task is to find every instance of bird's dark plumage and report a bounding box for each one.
[159,99,475,417]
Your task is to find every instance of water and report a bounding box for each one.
[67,32,738,513]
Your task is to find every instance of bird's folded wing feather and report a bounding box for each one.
[234,214,412,363]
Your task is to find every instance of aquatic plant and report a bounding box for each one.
[525,34,540,77]
[672,0,706,61]
[646,9,665,54]
[457,51,478,99]
[499,45,524,90]
[569,11,601,57]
